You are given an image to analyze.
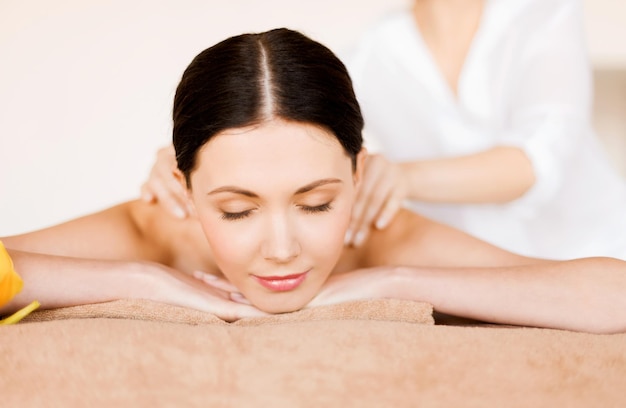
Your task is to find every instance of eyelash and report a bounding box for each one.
[301,202,332,214]
[220,202,333,221]
[221,210,253,221]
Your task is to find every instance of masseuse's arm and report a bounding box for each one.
[315,210,626,334]
[0,201,264,320]
[397,147,535,203]
[345,149,534,245]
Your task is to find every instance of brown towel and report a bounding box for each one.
[4,313,625,407]
[22,298,434,326]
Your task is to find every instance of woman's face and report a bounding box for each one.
[188,119,363,313]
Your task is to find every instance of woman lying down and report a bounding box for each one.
[1,28,625,333]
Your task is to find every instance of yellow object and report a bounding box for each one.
[0,241,39,324]
[0,241,23,307]
[0,300,40,325]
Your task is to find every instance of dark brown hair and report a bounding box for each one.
[172,28,364,186]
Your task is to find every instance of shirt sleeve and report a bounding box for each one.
[500,0,593,218]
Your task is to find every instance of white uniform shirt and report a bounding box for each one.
[344,0,626,259]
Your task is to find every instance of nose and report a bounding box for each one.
[262,212,301,263]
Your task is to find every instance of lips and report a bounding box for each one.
[252,271,309,292]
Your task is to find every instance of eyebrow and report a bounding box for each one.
[207,178,343,197]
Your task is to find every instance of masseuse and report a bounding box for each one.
[342,0,626,258]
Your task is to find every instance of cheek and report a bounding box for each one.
[302,204,351,260]
[290,202,353,304]
[196,214,259,279]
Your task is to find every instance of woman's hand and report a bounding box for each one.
[142,263,266,322]
[140,145,193,219]
[345,154,408,247]
[191,270,252,305]
[306,267,397,308]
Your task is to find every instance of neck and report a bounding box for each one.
[412,0,484,34]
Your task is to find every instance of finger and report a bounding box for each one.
[352,227,369,248]
[145,145,190,217]
[192,270,212,281]
[192,271,239,292]
[147,178,189,219]
[347,159,385,244]
[230,292,252,305]
[351,157,384,222]
[217,301,268,322]
[359,175,394,234]
[347,191,375,247]
[353,176,399,243]
[140,183,156,203]
[155,163,187,197]
[154,161,189,203]
[349,178,393,247]
[375,193,403,230]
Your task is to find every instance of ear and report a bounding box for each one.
[353,147,368,187]
[173,168,197,216]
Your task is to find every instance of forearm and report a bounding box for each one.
[388,257,626,333]
[401,146,535,203]
[0,249,154,315]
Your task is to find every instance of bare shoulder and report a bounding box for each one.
[128,200,217,273]
[359,209,536,268]
[1,200,181,264]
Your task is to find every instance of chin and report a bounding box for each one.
[249,292,314,314]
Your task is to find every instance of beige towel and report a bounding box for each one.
[4,299,625,407]
[21,298,434,326]
[3,315,625,407]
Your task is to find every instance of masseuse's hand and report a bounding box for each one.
[345,154,408,247]
[141,145,193,219]
[307,267,396,308]
[146,264,266,322]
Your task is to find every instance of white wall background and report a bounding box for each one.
[1,0,624,236]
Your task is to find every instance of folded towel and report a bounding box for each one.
[4,310,625,408]
[21,298,434,326]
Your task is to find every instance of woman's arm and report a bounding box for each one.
[399,146,535,204]
[1,249,157,314]
[316,210,626,333]
[396,257,626,334]
[312,258,626,334]
[0,201,265,320]
[0,249,264,321]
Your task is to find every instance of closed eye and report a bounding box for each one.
[221,203,332,220]
[221,209,253,221]
[300,202,332,214]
